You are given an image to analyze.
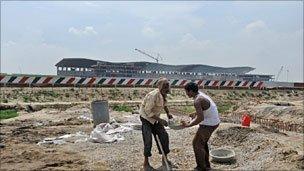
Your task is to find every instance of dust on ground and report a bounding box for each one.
[1,88,303,170]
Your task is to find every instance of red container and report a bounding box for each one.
[242,113,251,127]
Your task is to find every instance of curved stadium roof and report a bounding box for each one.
[56,58,255,75]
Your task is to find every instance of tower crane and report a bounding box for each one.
[134,48,163,63]
[276,66,284,81]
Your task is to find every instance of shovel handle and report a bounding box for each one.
[156,135,170,171]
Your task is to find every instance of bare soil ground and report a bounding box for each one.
[0,88,303,170]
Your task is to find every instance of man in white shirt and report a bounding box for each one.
[181,82,220,171]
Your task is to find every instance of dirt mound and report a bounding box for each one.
[213,126,260,146]
[48,117,92,126]
[211,124,303,170]
[1,116,92,145]
[0,144,88,170]
[238,101,304,126]
[8,126,67,144]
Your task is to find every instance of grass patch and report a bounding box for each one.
[112,104,133,112]
[109,88,122,100]
[33,90,59,99]
[179,106,196,114]
[0,109,18,120]
[109,88,120,96]
[217,102,234,114]
[41,90,59,98]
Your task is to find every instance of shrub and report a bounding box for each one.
[133,90,139,97]
[112,104,133,112]
[65,93,70,98]
[23,95,30,102]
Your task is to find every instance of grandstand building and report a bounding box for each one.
[55,58,274,81]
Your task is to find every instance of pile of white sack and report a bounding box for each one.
[37,121,137,145]
[89,122,133,143]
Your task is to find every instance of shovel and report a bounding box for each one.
[155,135,170,171]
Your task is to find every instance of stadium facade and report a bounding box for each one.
[55,58,274,81]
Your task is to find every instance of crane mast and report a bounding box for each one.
[276,66,284,81]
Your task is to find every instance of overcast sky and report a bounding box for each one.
[1,1,303,82]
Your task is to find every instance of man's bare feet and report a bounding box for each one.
[162,159,178,169]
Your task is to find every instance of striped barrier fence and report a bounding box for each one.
[0,74,302,89]
[0,74,267,89]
